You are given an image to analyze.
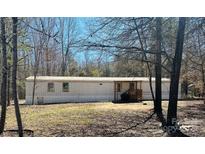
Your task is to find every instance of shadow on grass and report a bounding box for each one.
[2,129,34,137]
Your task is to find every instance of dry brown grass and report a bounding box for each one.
[3,101,205,137]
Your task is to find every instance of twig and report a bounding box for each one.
[19,19,59,43]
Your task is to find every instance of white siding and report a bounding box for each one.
[25,78,180,104]
[26,81,114,104]
[141,81,170,99]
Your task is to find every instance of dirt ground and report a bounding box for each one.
[1,101,205,137]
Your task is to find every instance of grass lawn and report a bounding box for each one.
[3,101,205,137]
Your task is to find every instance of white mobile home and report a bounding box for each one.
[25,76,181,104]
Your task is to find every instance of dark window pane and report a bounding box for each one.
[63,82,69,92]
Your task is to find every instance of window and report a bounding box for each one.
[129,82,135,90]
[63,82,69,92]
[117,83,121,92]
[48,83,55,92]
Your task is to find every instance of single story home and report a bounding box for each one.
[25,76,181,104]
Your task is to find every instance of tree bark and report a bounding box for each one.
[32,46,40,105]
[0,17,8,134]
[12,17,23,137]
[201,65,205,103]
[166,18,186,133]
[31,74,37,105]
[7,66,11,106]
[45,46,50,76]
[154,17,162,115]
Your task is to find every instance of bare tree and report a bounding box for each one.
[12,17,23,136]
[154,17,163,116]
[166,17,186,136]
[29,18,52,104]
[39,18,57,76]
[59,17,78,76]
[31,36,42,105]
[184,19,205,102]
[0,17,8,134]
[7,66,11,106]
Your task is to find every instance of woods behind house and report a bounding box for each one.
[0,17,205,136]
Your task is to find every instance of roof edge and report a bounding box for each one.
[26,76,171,82]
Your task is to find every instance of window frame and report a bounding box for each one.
[48,82,55,92]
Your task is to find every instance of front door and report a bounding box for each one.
[128,82,137,100]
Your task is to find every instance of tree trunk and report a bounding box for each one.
[166,18,186,134]
[7,66,11,106]
[31,74,37,105]
[12,17,23,137]
[0,17,8,134]
[201,65,205,104]
[61,55,66,76]
[45,47,50,76]
[154,17,162,115]
[31,47,40,105]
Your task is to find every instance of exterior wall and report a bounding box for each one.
[26,79,181,104]
[141,81,181,100]
[26,81,114,104]
[141,81,170,99]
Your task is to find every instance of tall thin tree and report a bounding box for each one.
[154,17,162,115]
[0,17,8,134]
[12,17,23,137]
[7,66,11,106]
[166,17,186,135]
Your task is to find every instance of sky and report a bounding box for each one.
[73,17,113,66]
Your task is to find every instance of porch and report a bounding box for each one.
[113,81,143,103]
